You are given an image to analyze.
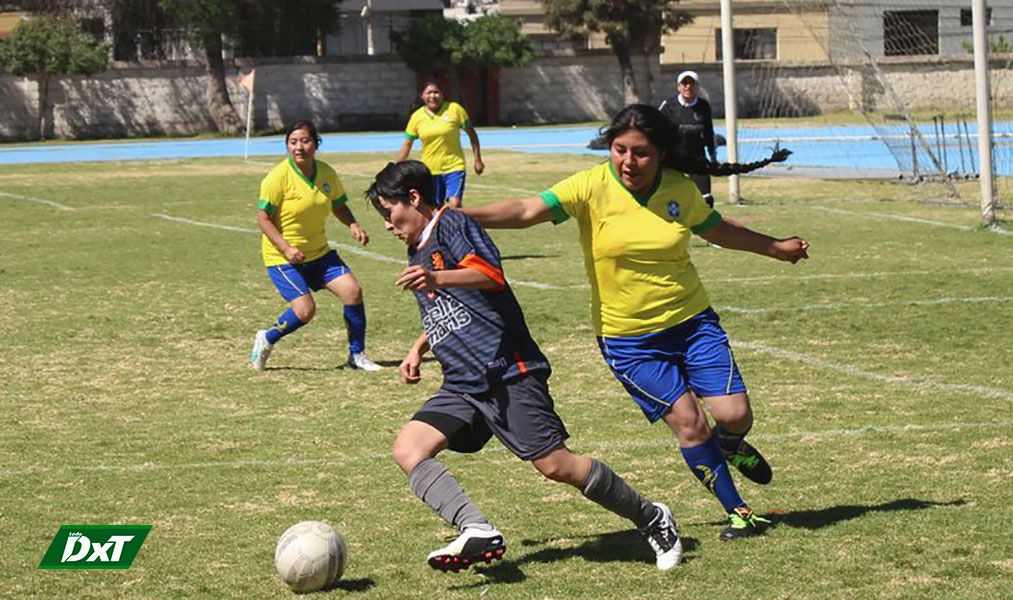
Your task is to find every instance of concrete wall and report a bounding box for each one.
[500,50,663,124]
[661,55,1013,118]
[2,53,1012,141]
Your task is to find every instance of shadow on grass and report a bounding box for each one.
[324,577,375,593]
[270,356,438,371]
[453,530,700,587]
[765,498,967,530]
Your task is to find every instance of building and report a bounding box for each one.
[327,0,444,57]
[664,0,1013,64]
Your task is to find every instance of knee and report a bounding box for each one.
[345,281,364,305]
[533,454,582,486]
[291,299,316,323]
[392,436,427,475]
[714,400,753,430]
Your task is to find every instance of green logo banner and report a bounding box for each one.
[38,525,152,569]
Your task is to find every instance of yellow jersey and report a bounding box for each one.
[540,161,721,337]
[258,156,348,267]
[405,101,470,175]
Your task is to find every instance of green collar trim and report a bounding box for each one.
[608,162,662,206]
[288,155,316,187]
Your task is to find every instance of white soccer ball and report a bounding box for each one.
[274,521,346,593]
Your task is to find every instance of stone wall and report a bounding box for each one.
[1,53,1011,142]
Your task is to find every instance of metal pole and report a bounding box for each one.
[244,91,253,161]
[720,0,739,203]
[364,0,376,56]
[972,0,996,225]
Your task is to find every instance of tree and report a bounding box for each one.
[446,15,533,69]
[0,15,108,140]
[541,0,692,104]
[158,0,244,134]
[391,12,464,73]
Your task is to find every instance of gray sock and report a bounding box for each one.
[580,459,658,529]
[408,458,488,531]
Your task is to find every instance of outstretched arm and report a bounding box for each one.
[699,218,810,264]
[461,196,554,229]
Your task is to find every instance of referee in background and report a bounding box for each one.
[659,71,718,207]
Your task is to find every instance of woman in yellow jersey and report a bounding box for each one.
[396,80,484,208]
[464,104,809,542]
[250,120,383,373]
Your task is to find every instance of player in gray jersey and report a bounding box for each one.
[365,160,683,574]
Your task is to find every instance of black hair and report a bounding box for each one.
[601,104,791,176]
[364,160,437,220]
[406,79,445,118]
[285,120,322,147]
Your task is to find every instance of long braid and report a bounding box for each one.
[600,104,792,177]
[664,148,792,176]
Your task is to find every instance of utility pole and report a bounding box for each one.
[719,0,740,203]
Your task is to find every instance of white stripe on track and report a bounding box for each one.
[3,420,1008,479]
[810,206,1011,234]
[720,295,1009,315]
[736,341,1013,401]
[0,189,75,211]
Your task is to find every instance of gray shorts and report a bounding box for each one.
[413,372,569,461]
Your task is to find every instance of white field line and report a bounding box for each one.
[152,213,1011,292]
[2,420,1008,479]
[0,189,75,211]
[809,206,1011,235]
[737,341,1013,401]
[720,295,1009,315]
[151,213,582,289]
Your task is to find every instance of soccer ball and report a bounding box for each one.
[274,521,346,593]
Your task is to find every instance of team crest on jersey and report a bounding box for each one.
[667,201,681,218]
[322,182,331,193]
[430,251,446,270]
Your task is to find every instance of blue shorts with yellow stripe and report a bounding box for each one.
[596,308,747,423]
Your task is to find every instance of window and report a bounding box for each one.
[960,8,992,27]
[883,10,938,56]
[715,28,777,60]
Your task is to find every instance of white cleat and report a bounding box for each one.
[426,526,506,573]
[250,329,273,371]
[348,352,383,371]
[641,502,683,571]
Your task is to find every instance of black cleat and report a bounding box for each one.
[426,526,506,573]
[724,439,773,485]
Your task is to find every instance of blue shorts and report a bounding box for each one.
[266,250,351,302]
[596,308,747,423]
[433,170,466,206]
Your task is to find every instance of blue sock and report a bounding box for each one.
[265,308,304,344]
[343,303,366,354]
[680,438,747,513]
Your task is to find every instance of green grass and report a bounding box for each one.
[1,151,1011,598]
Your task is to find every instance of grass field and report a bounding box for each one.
[1,150,1011,599]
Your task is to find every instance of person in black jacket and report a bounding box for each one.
[660,71,718,207]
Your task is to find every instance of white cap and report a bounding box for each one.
[676,70,699,84]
